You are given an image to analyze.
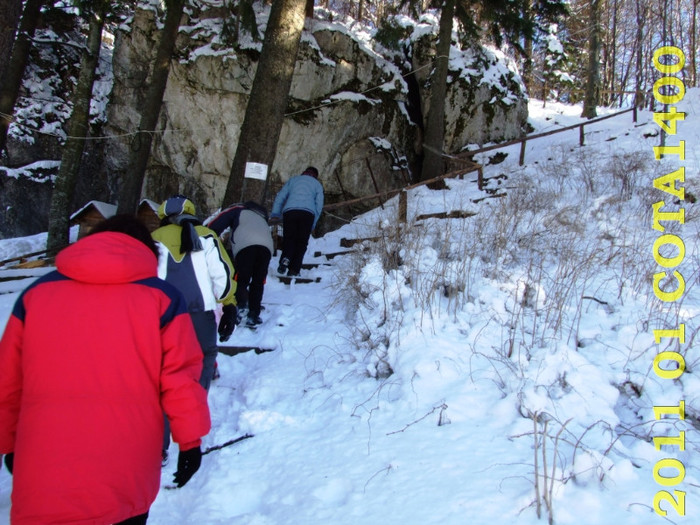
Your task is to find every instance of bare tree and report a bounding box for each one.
[522,0,534,93]
[0,0,23,81]
[222,0,307,206]
[0,0,45,155]
[420,0,455,182]
[634,0,649,107]
[603,0,619,106]
[117,0,185,214]
[692,0,698,86]
[46,2,108,253]
[582,0,602,118]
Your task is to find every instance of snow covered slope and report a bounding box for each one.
[1,92,699,524]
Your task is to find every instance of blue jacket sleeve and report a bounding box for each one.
[271,181,291,218]
[313,183,324,229]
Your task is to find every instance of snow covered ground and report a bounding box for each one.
[1,92,699,524]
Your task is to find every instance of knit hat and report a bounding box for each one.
[157,195,203,253]
[302,166,319,178]
[157,194,197,219]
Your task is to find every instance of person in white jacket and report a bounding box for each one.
[152,195,237,386]
[152,195,237,463]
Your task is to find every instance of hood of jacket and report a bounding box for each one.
[56,231,158,284]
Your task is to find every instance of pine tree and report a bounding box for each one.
[0,0,45,156]
[47,1,111,254]
[420,0,455,182]
[582,0,602,118]
[117,0,185,214]
[542,24,573,101]
[222,0,308,206]
[0,0,23,81]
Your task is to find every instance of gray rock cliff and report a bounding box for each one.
[104,7,528,224]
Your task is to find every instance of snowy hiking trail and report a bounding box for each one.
[149,96,700,524]
[3,96,700,524]
[159,257,547,524]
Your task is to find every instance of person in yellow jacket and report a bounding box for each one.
[152,195,237,463]
[152,195,237,388]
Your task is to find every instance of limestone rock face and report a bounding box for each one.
[104,8,528,222]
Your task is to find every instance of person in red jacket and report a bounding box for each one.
[0,215,211,525]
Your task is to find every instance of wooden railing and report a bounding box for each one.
[323,105,639,214]
[454,106,637,166]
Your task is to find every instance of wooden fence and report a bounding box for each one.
[323,105,639,215]
[454,106,637,166]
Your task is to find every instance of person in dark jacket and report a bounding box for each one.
[0,215,210,525]
[270,166,324,276]
[208,201,274,327]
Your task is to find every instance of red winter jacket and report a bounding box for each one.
[0,232,211,524]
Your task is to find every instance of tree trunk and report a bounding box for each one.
[305,0,314,19]
[0,0,44,155]
[609,0,618,106]
[222,0,306,207]
[691,0,698,87]
[634,0,647,108]
[0,0,23,81]
[582,0,601,118]
[117,0,185,214]
[522,0,534,95]
[420,0,455,182]
[47,8,106,253]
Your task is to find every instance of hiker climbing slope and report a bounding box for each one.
[270,166,324,276]
[208,201,273,328]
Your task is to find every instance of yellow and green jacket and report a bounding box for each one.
[152,224,236,312]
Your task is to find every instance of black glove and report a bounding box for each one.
[3,452,13,474]
[218,304,237,342]
[172,446,202,488]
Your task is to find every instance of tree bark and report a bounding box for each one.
[691,0,698,87]
[633,0,647,108]
[117,0,185,214]
[522,0,534,95]
[420,0,455,182]
[222,0,307,207]
[523,33,533,97]
[609,0,618,106]
[582,0,601,118]
[47,8,106,253]
[0,0,23,81]
[0,0,44,155]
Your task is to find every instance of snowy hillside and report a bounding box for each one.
[1,92,699,524]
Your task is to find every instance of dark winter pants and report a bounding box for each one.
[190,310,218,391]
[281,209,315,274]
[163,310,217,450]
[115,512,149,524]
[234,245,272,317]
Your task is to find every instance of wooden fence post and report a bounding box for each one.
[398,190,407,223]
[519,139,527,166]
[579,125,585,146]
